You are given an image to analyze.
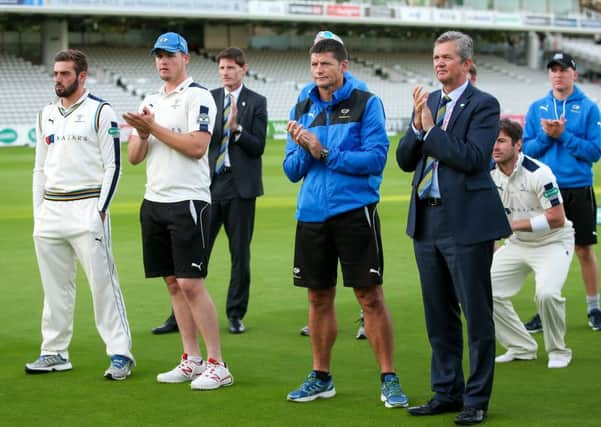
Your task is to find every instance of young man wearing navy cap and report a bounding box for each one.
[522,51,601,333]
[124,32,234,390]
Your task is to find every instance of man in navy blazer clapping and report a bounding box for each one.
[397,31,510,426]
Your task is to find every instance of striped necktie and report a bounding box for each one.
[215,93,232,174]
[416,95,451,199]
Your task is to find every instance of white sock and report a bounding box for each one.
[586,294,600,313]
[188,355,204,364]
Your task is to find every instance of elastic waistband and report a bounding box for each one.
[44,188,101,201]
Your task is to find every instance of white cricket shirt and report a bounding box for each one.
[33,90,122,215]
[135,77,216,203]
[491,153,573,246]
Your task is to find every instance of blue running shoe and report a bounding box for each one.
[380,374,409,408]
[524,313,543,333]
[104,355,133,381]
[588,308,601,331]
[287,371,336,402]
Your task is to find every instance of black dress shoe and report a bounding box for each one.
[454,407,486,425]
[407,398,463,416]
[228,318,246,334]
[152,314,178,335]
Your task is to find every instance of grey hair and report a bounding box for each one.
[435,31,473,62]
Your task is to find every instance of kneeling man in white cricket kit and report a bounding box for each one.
[490,119,574,369]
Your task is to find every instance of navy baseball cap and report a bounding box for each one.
[151,32,189,55]
[546,52,576,70]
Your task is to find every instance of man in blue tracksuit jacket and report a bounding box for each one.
[283,38,409,409]
[295,31,369,340]
[523,51,601,331]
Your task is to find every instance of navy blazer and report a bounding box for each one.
[396,83,511,244]
[209,86,268,199]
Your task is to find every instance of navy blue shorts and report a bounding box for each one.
[292,204,384,289]
[561,187,597,246]
[140,199,210,278]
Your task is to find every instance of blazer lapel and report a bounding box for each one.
[428,91,440,117]
[446,84,473,131]
[236,86,247,122]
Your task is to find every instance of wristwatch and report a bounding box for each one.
[233,124,243,135]
[319,148,329,162]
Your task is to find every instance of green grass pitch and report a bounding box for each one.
[1,140,600,426]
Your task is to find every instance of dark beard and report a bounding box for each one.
[55,78,79,98]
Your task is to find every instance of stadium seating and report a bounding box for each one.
[0,50,142,126]
[559,36,601,73]
[3,47,601,131]
[0,53,54,125]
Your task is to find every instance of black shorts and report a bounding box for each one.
[293,204,384,289]
[561,187,597,246]
[140,199,210,278]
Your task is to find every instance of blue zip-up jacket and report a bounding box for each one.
[522,85,601,188]
[297,71,368,102]
[283,76,388,222]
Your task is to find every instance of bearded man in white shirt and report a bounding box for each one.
[27,49,134,380]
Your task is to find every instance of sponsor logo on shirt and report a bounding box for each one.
[338,108,351,119]
[506,207,537,214]
[197,113,210,125]
[544,187,559,199]
[108,126,120,137]
[50,134,90,143]
[45,134,55,145]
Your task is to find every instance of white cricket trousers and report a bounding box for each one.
[491,237,573,361]
[33,198,133,361]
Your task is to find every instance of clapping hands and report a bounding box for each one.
[123,106,155,139]
[412,85,435,132]
[541,117,566,139]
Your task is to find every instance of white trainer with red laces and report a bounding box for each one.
[157,353,206,383]
[190,358,233,390]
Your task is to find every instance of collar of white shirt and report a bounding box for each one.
[224,84,244,105]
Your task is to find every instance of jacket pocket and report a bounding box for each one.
[465,177,494,191]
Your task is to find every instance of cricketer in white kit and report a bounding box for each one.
[490,119,574,369]
[27,49,134,380]
[125,32,234,391]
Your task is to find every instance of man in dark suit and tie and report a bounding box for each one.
[397,31,510,425]
[207,47,267,334]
